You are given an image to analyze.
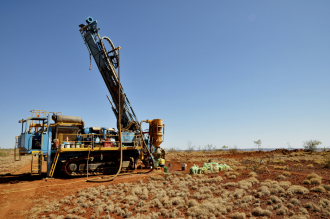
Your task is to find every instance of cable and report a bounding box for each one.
[85,120,155,183]
[84,38,155,182]
[86,148,91,180]
[86,45,123,183]
[86,135,123,183]
[100,36,119,82]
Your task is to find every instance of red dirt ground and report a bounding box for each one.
[1,150,330,219]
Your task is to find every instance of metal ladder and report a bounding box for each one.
[31,151,43,175]
[49,151,60,177]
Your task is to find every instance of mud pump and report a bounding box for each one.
[14,17,165,178]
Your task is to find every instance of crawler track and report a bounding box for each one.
[61,153,134,176]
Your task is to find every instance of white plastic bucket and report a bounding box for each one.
[181,163,187,171]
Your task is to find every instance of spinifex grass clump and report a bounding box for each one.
[32,150,330,219]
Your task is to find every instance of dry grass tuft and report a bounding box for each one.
[311,186,326,193]
[242,195,254,203]
[230,212,246,219]
[290,198,300,205]
[314,159,324,164]
[276,206,289,215]
[310,177,322,185]
[223,182,238,187]
[286,203,294,208]
[303,180,311,184]
[248,172,258,177]
[187,205,210,218]
[277,175,286,179]
[270,195,282,204]
[274,166,287,170]
[307,173,322,180]
[322,184,330,191]
[245,177,259,185]
[293,163,303,167]
[279,181,291,189]
[287,185,309,194]
[272,160,285,164]
[238,180,252,190]
[282,171,291,176]
[252,207,272,216]
[225,172,240,177]
[149,175,165,181]
[187,199,199,208]
[288,216,309,219]
[319,198,330,207]
[258,186,270,196]
[233,188,246,198]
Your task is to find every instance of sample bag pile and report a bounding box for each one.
[190,162,230,174]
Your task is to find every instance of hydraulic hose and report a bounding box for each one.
[85,120,155,182]
[85,41,154,182]
[86,126,123,183]
[100,36,119,81]
[86,148,91,180]
[86,43,123,183]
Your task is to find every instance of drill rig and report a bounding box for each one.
[78,16,165,171]
[14,17,164,177]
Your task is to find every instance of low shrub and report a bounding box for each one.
[322,184,330,191]
[252,207,272,216]
[287,185,309,194]
[311,186,326,193]
[237,180,252,190]
[274,166,287,170]
[307,173,322,180]
[277,206,289,215]
[279,181,291,189]
[303,180,311,184]
[223,182,238,187]
[290,198,300,205]
[310,177,322,185]
[258,186,270,196]
[242,195,254,203]
[277,175,286,179]
[248,172,258,177]
[230,212,246,219]
[282,172,291,176]
[187,199,199,208]
[286,203,294,208]
[293,163,303,166]
[270,195,282,204]
[324,156,330,168]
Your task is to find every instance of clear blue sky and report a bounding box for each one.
[1,1,329,150]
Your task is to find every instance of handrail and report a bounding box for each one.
[14,136,21,161]
[58,133,142,150]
